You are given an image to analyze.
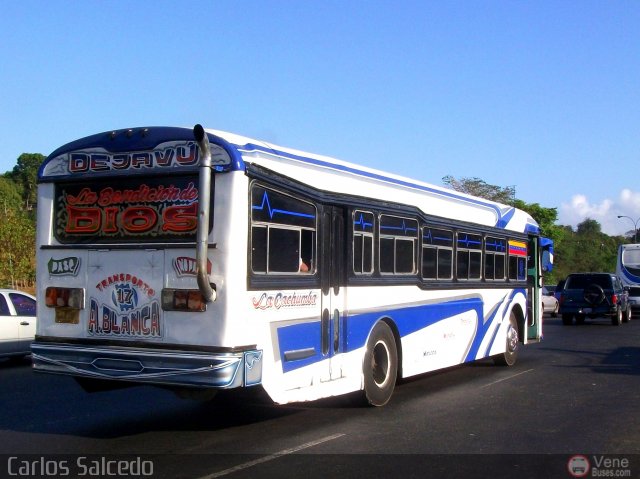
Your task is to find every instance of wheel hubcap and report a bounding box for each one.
[507,325,518,353]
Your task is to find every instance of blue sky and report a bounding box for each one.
[1,1,639,235]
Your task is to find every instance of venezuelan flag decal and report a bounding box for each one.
[508,240,527,257]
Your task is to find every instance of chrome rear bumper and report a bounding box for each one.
[31,342,262,389]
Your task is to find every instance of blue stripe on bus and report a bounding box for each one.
[252,190,316,220]
[278,321,324,373]
[618,261,640,284]
[478,289,522,360]
[380,221,419,234]
[465,292,509,361]
[277,294,523,374]
[354,213,374,231]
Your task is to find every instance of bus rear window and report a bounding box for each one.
[53,175,208,244]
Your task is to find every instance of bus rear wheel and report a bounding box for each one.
[362,321,398,407]
[493,312,519,366]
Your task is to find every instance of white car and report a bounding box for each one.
[0,290,36,359]
[541,286,559,317]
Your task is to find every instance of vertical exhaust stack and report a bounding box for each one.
[193,124,216,302]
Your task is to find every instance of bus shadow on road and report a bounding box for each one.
[0,375,304,440]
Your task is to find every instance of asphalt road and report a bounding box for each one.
[1,313,639,479]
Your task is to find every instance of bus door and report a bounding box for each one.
[526,236,543,342]
[320,206,347,382]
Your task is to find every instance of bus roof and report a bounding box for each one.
[39,126,539,235]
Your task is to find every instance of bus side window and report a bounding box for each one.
[379,214,418,275]
[353,210,374,275]
[250,183,316,275]
[269,228,302,273]
[456,232,482,280]
[422,227,453,280]
[300,229,314,271]
[508,240,527,281]
[485,237,506,281]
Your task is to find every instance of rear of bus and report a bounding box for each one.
[617,243,640,311]
[32,126,262,396]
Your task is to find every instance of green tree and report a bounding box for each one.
[0,176,24,211]
[552,219,625,280]
[513,200,559,237]
[442,176,515,204]
[576,218,602,236]
[0,206,36,288]
[513,200,564,283]
[5,153,45,210]
[0,153,45,289]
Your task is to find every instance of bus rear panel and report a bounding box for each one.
[33,128,263,394]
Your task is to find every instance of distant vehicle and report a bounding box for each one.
[616,244,640,311]
[559,273,630,326]
[0,290,36,359]
[541,286,559,317]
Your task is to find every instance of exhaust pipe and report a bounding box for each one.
[193,124,216,302]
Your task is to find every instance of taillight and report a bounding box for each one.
[612,294,618,305]
[45,287,84,325]
[45,287,84,309]
[559,294,564,305]
[161,289,207,312]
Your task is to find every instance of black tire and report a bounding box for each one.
[562,314,573,325]
[612,307,622,326]
[623,306,632,323]
[362,321,398,407]
[584,283,605,305]
[494,312,519,366]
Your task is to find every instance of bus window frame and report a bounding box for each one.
[248,181,320,288]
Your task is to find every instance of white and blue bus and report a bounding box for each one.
[617,243,640,311]
[33,125,552,406]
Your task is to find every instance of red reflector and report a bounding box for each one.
[45,287,68,307]
[612,294,618,305]
[45,288,58,307]
[188,291,205,311]
[174,290,188,309]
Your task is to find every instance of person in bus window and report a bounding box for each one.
[299,257,310,272]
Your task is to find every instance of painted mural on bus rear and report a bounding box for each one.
[33,125,552,406]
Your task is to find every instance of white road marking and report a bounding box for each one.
[480,368,534,388]
[197,433,346,479]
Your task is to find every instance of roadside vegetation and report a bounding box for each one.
[0,153,41,291]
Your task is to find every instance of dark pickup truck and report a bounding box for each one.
[559,273,631,326]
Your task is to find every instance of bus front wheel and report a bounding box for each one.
[362,321,398,407]
[493,312,519,367]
